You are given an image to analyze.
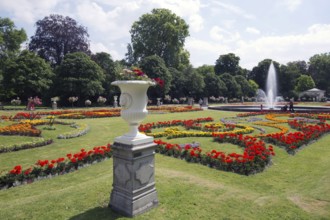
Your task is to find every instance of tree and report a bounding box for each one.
[195,65,215,75]
[91,52,120,100]
[125,43,136,66]
[278,61,306,98]
[234,75,255,97]
[182,65,205,98]
[295,75,315,93]
[248,59,280,92]
[168,67,186,98]
[54,52,105,105]
[308,53,330,93]
[248,80,259,97]
[2,50,54,100]
[130,8,189,68]
[139,55,172,99]
[0,17,27,100]
[0,17,27,58]
[203,73,227,97]
[29,14,90,66]
[219,73,241,98]
[214,53,240,75]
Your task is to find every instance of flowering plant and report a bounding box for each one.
[119,67,164,87]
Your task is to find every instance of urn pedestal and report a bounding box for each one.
[109,80,158,217]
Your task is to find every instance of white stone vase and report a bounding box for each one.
[111,80,155,144]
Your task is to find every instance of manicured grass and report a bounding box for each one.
[0,109,329,219]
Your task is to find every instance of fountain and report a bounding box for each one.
[265,62,277,109]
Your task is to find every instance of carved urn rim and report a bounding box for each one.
[111,80,156,86]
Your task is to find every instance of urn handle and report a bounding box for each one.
[119,93,132,109]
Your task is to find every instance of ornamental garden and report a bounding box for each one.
[0,106,330,219]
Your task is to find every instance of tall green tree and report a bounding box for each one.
[0,17,27,100]
[182,65,205,98]
[195,65,215,75]
[234,75,255,97]
[54,52,105,105]
[2,50,54,100]
[214,53,240,75]
[295,75,315,93]
[308,53,330,93]
[168,67,185,98]
[130,8,189,68]
[91,52,120,100]
[278,61,306,98]
[203,73,227,97]
[0,17,27,58]
[219,73,241,98]
[139,55,172,98]
[29,14,90,66]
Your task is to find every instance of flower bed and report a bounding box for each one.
[0,144,112,190]
[57,123,89,139]
[262,119,330,154]
[154,133,274,175]
[0,138,53,154]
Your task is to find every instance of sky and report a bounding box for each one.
[1,0,330,70]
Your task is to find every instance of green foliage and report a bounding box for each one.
[91,52,120,100]
[308,53,330,94]
[168,67,186,98]
[248,79,259,96]
[29,14,90,66]
[234,75,255,97]
[2,50,54,100]
[182,65,205,98]
[139,55,172,97]
[130,8,189,68]
[195,64,215,75]
[214,53,240,75]
[0,17,27,58]
[54,52,105,105]
[203,73,227,97]
[295,75,316,92]
[220,73,241,98]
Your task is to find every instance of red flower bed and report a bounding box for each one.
[262,119,330,154]
[154,133,274,175]
[0,144,112,189]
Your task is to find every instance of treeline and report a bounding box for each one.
[0,9,330,107]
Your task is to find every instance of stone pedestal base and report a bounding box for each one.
[109,137,158,217]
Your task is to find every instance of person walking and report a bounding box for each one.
[289,99,294,112]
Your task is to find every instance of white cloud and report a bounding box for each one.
[0,0,66,24]
[280,0,302,11]
[212,1,255,19]
[246,27,260,35]
[209,26,240,42]
[189,14,204,32]
[236,23,330,69]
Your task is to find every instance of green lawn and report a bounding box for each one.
[0,109,329,220]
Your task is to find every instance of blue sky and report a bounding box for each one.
[1,0,330,69]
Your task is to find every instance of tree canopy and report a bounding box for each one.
[214,53,240,75]
[139,55,172,98]
[54,52,105,105]
[0,17,27,58]
[295,75,315,93]
[130,8,189,68]
[308,53,330,94]
[2,50,54,100]
[29,14,90,66]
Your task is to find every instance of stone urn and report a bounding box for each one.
[111,80,155,144]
